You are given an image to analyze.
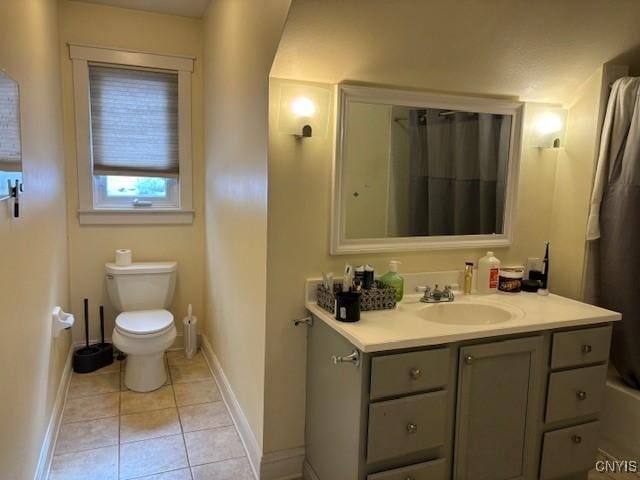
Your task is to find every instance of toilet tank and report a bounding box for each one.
[105,261,177,312]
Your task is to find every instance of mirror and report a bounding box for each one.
[332,85,523,254]
[0,71,23,201]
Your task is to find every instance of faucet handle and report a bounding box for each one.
[443,285,455,301]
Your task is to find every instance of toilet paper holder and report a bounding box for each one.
[52,306,74,337]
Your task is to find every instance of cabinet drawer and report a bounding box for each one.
[367,458,447,480]
[545,364,607,423]
[370,348,449,400]
[551,326,612,369]
[367,390,446,464]
[540,421,600,479]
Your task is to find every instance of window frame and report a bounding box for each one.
[69,44,194,225]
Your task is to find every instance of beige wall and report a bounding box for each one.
[548,69,605,299]
[0,1,70,478]
[58,1,205,343]
[264,77,558,453]
[202,0,291,452]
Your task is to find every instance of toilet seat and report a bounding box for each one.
[115,309,174,336]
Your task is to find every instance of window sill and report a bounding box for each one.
[78,209,194,225]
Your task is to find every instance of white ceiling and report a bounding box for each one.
[74,0,210,17]
[272,0,640,104]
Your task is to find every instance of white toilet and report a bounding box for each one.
[106,261,177,392]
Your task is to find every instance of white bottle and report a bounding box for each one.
[477,251,501,294]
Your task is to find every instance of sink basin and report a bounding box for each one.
[415,301,522,325]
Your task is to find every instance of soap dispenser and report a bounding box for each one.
[380,260,404,302]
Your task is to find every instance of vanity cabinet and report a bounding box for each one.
[454,337,544,480]
[304,320,613,480]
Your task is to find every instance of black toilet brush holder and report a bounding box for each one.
[73,300,114,374]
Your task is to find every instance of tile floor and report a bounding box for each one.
[48,350,254,480]
[48,350,636,480]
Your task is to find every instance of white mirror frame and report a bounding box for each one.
[331,84,524,255]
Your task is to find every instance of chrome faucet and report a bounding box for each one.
[417,284,455,303]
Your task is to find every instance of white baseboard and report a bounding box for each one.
[34,345,74,480]
[200,336,262,477]
[302,460,319,480]
[261,447,305,480]
[200,336,304,480]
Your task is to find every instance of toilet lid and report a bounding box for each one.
[116,309,174,335]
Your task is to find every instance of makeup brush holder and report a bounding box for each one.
[73,343,114,374]
[317,281,397,314]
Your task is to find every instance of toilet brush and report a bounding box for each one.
[73,299,114,373]
[95,305,114,369]
[73,298,101,373]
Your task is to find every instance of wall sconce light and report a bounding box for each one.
[278,83,331,138]
[529,109,567,148]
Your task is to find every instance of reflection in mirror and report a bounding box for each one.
[0,71,23,200]
[345,104,512,239]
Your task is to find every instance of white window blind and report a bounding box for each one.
[0,73,22,172]
[89,65,179,177]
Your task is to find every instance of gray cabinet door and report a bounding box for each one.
[454,336,544,480]
[305,319,368,480]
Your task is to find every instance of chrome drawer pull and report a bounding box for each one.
[576,390,587,401]
[581,344,593,354]
[404,477,415,480]
[409,367,422,380]
[572,434,582,444]
[406,423,418,434]
[464,355,474,365]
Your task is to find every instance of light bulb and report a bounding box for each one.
[535,112,563,135]
[290,96,315,117]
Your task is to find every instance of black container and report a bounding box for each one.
[362,270,374,289]
[529,269,544,283]
[522,279,542,292]
[73,344,113,373]
[335,291,360,322]
[73,300,114,374]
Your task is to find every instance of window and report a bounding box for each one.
[70,45,194,224]
[89,65,179,208]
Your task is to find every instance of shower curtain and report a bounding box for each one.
[587,76,640,389]
[407,109,511,236]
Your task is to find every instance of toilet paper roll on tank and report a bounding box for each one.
[115,249,132,266]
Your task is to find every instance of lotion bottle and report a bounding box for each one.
[477,251,501,294]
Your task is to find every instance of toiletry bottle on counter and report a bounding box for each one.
[463,262,474,294]
[477,251,500,294]
[380,260,404,302]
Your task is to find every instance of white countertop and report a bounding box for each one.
[305,288,621,353]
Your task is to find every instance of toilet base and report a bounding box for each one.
[124,353,166,392]
[112,323,176,393]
